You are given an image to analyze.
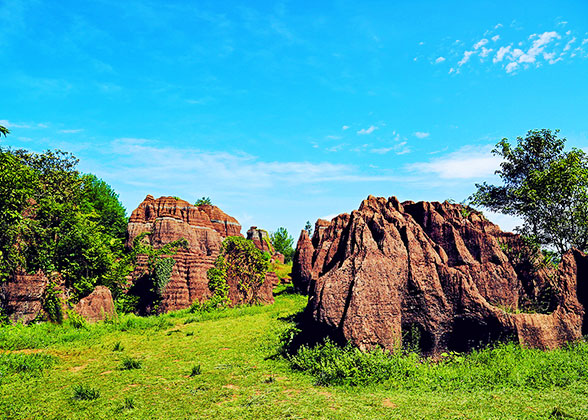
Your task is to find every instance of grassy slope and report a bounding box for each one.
[1,290,587,420]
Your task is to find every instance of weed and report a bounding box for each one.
[120,356,142,370]
[122,397,135,410]
[72,384,100,401]
[186,331,194,336]
[190,364,201,377]
[112,341,124,351]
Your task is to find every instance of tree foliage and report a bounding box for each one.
[0,146,129,300]
[195,197,212,206]
[0,125,9,137]
[304,221,313,237]
[206,236,269,308]
[270,227,295,263]
[470,129,588,256]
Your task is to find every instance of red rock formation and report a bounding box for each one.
[198,204,243,237]
[74,286,115,322]
[0,271,48,323]
[247,226,274,253]
[294,195,586,353]
[128,196,273,312]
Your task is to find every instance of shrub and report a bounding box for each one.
[112,341,124,352]
[72,384,100,401]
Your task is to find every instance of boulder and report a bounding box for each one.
[0,271,49,324]
[294,195,587,354]
[74,286,115,322]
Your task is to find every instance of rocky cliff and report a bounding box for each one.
[128,196,273,312]
[293,196,587,354]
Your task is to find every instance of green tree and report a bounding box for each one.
[470,129,588,256]
[0,125,9,137]
[270,227,295,263]
[304,221,313,237]
[195,197,212,206]
[0,146,129,300]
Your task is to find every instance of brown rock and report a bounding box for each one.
[198,204,243,237]
[247,226,274,253]
[0,271,49,323]
[128,196,273,313]
[74,286,115,322]
[295,195,587,354]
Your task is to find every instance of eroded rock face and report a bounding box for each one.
[294,195,587,354]
[247,226,273,253]
[0,272,49,323]
[74,286,115,322]
[128,196,273,312]
[198,204,243,237]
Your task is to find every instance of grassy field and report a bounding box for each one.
[1,286,588,420]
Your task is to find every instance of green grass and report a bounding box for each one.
[1,286,588,419]
[270,261,292,280]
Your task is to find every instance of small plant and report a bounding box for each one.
[120,356,142,370]
[190,364,201,377]
[195,196,212,206]
[67,311,88,330]
[72,384,100,401]
[186,331,194,336]
[122,397,135,410]
[112,341,124,352]
[264,376,275,383]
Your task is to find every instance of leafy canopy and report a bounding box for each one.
[270,227,295,263]
[0,146,128,300]
[470,129,588,256]
[195,197,212,206]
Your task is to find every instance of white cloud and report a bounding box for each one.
[435,56,446,64]
[0,119,30,128]
[564,37,576,51]
[342,125,350,130]
[326,135,342,140]
[357,125,378,135]
[414,132,430,139]
[505,62,519,73]
[407,145,502,179]
[458,50,476,66]
[59,129,84,134]
[517,31,560,64]
[480,47,493,58]
[495,23,503,29]
[494,45,511,63]
[492,35,500,42]
[474,39,489,49]
[372,141,410,155]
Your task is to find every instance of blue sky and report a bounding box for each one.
[1,0,587,237]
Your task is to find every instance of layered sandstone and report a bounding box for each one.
[128,196,273,313]
[0,272,49,323]
[294,196,587,354]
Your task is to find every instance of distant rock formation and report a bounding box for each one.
[247,226,274,254]
[293,196,587,354]
[128,196,273,313]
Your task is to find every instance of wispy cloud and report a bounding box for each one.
[435,56,445,64]
[342,125,350,130]
[439,25,584,75]
[59,129,84,134]
[414,131,430,139]
[357,125,378,135]
[407,145,502,179]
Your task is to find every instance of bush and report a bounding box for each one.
[288,339,588,389]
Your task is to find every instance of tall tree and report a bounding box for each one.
[270,227,295,263]
[470,129,588,256]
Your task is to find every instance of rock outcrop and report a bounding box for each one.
[128,196,273,313]
[198,204,243,237]
[74,286,115,322]
[294,196,587,354]
[247,226,273,253]
[0,272,49,323]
